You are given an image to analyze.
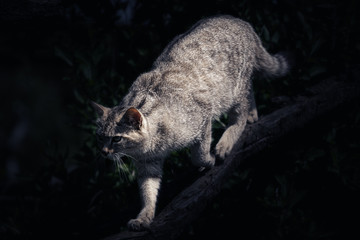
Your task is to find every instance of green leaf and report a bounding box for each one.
[271,31,280,44]
[73,89,85,104]
[262,26,270,42]
[297,11,312,40]
[309,65,327,77]
[54,47,73,66]
[310,38,323,56]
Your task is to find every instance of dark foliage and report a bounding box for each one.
[0,0,359,239]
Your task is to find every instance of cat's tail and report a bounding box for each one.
[255,44,293,78]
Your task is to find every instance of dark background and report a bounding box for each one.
[1,0,360,239]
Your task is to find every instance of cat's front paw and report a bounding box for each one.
[127,218,151,231]
[215,139,233,160]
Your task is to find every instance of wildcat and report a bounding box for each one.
[92,15,290,231]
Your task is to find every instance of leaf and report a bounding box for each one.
[310,38,323,56]
[297,11,312,40]
[54,47,73,66]
[309,65,327,77]
[73,89,85,104]
[262,25,270,42]
[271,31,280,44]
[137,48,148,56]
[79,63,92,81]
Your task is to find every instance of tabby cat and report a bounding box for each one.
[92,15,290,231]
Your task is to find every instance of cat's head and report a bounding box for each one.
[91,101,149,161]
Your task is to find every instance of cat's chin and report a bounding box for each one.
[107,155,115,161]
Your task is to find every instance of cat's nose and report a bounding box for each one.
[101,147,110,156]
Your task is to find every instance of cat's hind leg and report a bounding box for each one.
[215,103,248,160]
[247,85,258,123]
[191,119,215,170]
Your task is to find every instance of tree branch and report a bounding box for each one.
[103,70,360,240]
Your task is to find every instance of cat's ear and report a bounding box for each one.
[91,101,110,117]
[124,107,143,130]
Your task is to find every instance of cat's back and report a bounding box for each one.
[154,15,257,66]
[126,15,259,117]
[190,15,253,35]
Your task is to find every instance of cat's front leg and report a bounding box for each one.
[128,175,161,231]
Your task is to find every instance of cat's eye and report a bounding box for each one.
[112,136,122,143]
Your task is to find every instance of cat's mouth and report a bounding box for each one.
[107,152,125,161]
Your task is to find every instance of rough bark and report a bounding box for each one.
[103,71,360,240]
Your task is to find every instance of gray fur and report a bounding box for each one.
[92,15,290,231]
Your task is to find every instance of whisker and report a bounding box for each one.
[112,154,122,181]
[119,159,130,182]
[116,156,127,182]
[120,152,138,162]
[112,152,133,183]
